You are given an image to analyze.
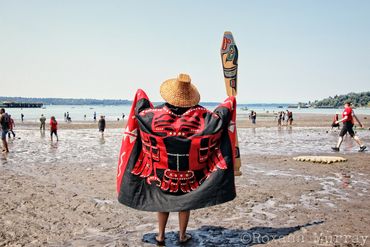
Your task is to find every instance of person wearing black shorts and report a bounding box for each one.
[332,102,366,152]
[98,115,106,137]
[339,121,355,137]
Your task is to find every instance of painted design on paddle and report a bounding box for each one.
[221,32,238,95]
[221,31,241,176]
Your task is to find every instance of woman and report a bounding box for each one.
[117,74,237,245]
[98,115,106,137]
[50,116,58,141]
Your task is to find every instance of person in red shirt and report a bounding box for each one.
[331,113,340,130]
[50,116,59,142]
[332,102,366,152]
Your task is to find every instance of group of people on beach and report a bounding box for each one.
[276,110,293,126]
[249,110,257,124]
[64,112,72,122]
[38,115,59,141]
[0,110,127,153]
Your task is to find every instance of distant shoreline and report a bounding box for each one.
[13,112,370,130]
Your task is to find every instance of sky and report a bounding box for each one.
[0,0,369,103]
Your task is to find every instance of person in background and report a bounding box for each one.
[332,102,366,152]
[285,110,290,125]
[50,116,59,142]
[8,115,15,138]
[66,112,72,122]
[331,114,340,130]
[21,113,24,122]
[98,115,106,137]
[122,113,125,121]
[0,108,10,152]
[287,110,293,125]
[93,112,97,122]
[277,111,283,126]
[40,114,46,130]
[250,110,256,124]
[84,114,87,120]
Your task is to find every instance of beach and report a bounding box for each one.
[2,0,370,245]
[1,114,370,246]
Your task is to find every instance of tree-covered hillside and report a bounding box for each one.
[312,92,370,108]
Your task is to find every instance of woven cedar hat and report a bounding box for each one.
[160,73,200,107]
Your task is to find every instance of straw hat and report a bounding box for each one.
[160,73,200,107]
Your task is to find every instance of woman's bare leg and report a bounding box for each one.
[157,212,169,241]
[178,210,190,241]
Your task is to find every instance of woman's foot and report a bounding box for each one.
[179,233,192,243]
[155,235,165,245]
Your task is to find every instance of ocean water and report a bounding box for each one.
[3,104,370,122]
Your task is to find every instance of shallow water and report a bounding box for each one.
[2,127,369,169]
[2,128,122,169]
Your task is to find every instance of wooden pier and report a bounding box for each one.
[0,101,43,108]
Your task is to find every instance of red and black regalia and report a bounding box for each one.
[117,89,237,212]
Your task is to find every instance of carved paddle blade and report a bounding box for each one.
[221,31,242,176]
[221,31,238,97]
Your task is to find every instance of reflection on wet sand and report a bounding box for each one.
[341,172,351,189]
[1,152,8,164]
[40,129,46,138]
[99,136,106,145]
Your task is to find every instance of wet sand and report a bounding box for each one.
[1,115,370,246]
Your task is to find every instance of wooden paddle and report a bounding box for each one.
[220,31,242,176]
